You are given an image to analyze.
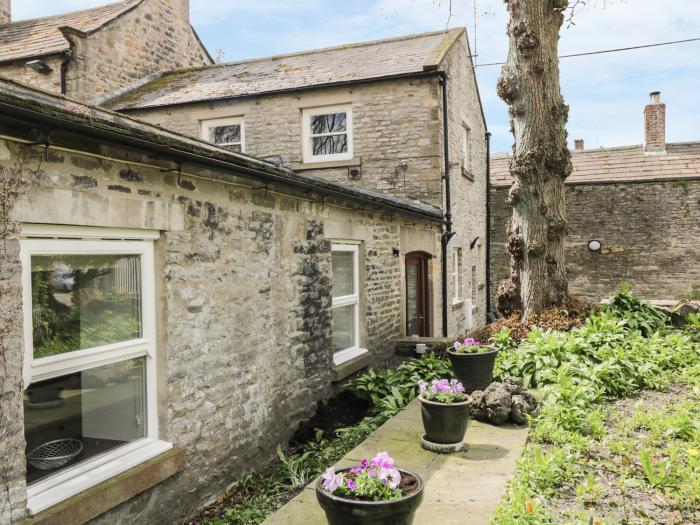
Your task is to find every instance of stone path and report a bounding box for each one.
[262,398,529,525]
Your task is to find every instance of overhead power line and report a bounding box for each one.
[473,36,700,68]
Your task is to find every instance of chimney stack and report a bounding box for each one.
[0,0,10,25]
[574,139,584,151]
[644,91,666,153]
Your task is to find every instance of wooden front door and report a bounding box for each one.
[406,254,430,337]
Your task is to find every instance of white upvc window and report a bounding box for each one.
[201,116,245,152]
[331,243,366,366]
[302,105,353,163]
[20,225,170,516]
[452,248,463,305]
[462,123,471,172]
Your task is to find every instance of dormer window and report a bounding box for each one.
[302,105,353,163]
[201,117,245,153]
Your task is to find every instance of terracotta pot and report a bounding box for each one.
[316,468,424,525]
[447,347,499,391]
[419,395,470,445]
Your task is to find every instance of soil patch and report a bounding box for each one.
[546,385,699,525]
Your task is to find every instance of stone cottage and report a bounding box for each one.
[0,78,444,524]
[0,1,488,524]
[0,0,212,103]
[105,27,490,338]
[490,92,700,304]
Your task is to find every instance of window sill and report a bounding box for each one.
[451,298,464,308]
[292,157,362,171]
[333,349,372,382]
[461,166,474,181]
[27,440,177,520]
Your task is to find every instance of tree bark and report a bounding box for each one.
[496,0,573,318]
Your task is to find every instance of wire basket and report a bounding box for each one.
[27,438,83,470]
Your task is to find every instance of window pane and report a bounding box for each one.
[221,143,242,153]
[31,254,142,359]
[332,251,354,297]
[312,134,347,156]
[209,124,241,145]
[332,305,356,352]
[311,112,346,134]
[24,357,147,484]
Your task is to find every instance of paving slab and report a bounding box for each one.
[262,398,528,525]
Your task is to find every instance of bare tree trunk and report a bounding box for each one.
[495,0,573,318]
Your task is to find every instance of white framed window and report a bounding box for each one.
[452,248,463,305]
[302,105,353,163]
[471,265,478,304]
[462,123,471,172]
[20,225,170,516]
[201,116,245,152]
[331,243,366,366]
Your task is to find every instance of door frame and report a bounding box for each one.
[405,252,431,337]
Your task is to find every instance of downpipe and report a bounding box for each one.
[439,71,453,338]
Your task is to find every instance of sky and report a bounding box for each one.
[11,0,700,152]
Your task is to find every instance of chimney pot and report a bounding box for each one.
[644,91,666,153]
[574,139,584,151]
[0,0,10,25]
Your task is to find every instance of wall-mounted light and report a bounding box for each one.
[392,246,400,257]
[470,237,480,249]
[26,60,53,74]
[587,240,602,252]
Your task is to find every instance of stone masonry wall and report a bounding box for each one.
[126,76,444,208]
[0,55,64,94]
[0,131,439,523]
[439,31,488,335]
[65,0,211,103]
[124,34,488,336]
[490,179,700,305]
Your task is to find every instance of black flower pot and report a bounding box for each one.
[419,395,471,445]
[316,468,424,525]
[447,347,499,391]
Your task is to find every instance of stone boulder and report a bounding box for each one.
[469,377,537,425]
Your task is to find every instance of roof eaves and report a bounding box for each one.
[0,78,442,222]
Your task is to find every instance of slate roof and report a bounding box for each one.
[106,28,465,110]
[490,142,700,186]
[0,77,442,221]
[0,0,137,64]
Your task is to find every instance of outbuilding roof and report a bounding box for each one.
[105,28,465,111]
[490,143,700,187]
[0,1,139,64]
[0,78,443,222]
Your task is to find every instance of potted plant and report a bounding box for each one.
[447,337,499,391]
[316,452,424,525]
[418,379,471,447]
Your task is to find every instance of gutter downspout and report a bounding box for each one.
[485,131,494,323]
[439,71,455,338]
[60,50,73,95]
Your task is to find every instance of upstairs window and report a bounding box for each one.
[462,123,471,173]
[201,117,245,153]
[302,105,353,163]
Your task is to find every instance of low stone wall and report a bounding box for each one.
[490,179,700,305]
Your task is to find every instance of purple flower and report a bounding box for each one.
[371,451,394,469]
[453,341,463,350]
[346,478,357,490]
[418,379,428,392]
[361,458,369,469]
[388,468,401,489]
[322,467,344,493]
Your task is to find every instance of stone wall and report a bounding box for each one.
[439,31,488,335]
[0,0,211,102]
[0,55,64,94]
[66,0,211,103]
[0,127,440,523]
[122,31,488,336]
[490,179,700,304]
